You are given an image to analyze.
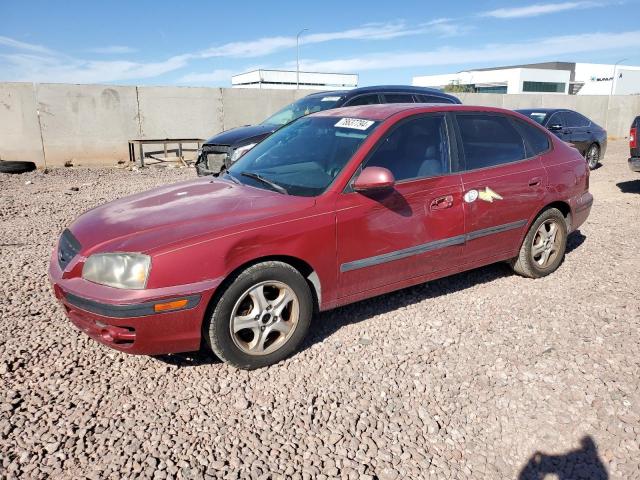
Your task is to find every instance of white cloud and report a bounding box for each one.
[86,45,137,54]
[0,52,190,83]
[195,20,465,59]
[0,36,55,54]
[299,30,640,72]
[481,2,600,18]
[177,69,235,83]
[0,20,466,83]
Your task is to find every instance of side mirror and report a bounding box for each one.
[353,166,395,193]
[548,124,563,131]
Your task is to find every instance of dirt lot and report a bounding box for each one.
[1,141,639,479]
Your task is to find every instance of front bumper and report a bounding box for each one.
[49,250,220,355]
[629,157,640,172]
[195,145,231,176]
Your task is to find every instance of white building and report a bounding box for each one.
[413,62,640,95]
[232,69,358,90]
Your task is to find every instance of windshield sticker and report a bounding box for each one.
[321,96,341,102]
[335,118,375,130]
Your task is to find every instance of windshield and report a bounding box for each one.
[262,95,344,126]
[228,116,379,197]
[520,111,548,125]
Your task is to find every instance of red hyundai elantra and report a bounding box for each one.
[49,104,593,369]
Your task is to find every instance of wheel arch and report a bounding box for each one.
[201,255,322,343]
[534,200,572,231]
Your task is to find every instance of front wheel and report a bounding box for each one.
[511,208,568,279]
[586,143,600,170]
[205,261,313,369]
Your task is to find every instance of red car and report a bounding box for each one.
[49,104,593,369]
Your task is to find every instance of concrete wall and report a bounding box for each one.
[0,83,44,165]
[1,82,638,167]
[137,86,223,139]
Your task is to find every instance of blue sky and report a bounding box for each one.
[1,0,638,86]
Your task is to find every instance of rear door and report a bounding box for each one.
[336,113,464,298]
[547,111,572,144]
[454,112,548,264]
[563,111,592,155]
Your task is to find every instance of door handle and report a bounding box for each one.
[430,195,454,210]
[528,176,542,187]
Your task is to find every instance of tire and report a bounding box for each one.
[204,261,313,369]
[586,143,600,170]
[511,208,568,279]
[0,161,36,174]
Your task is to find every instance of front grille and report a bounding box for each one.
[58,229,81,270]
[201,145,231,171]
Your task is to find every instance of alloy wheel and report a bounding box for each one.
[531,219,561,268]
[230,281,300,356]
[587,145,599,169]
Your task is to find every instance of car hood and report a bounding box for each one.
[68,177,315,255]
[203,123,277,146]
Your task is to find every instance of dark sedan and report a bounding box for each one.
[517,108,607,170]
[195,85,460,176]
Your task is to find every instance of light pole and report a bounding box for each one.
[296,28,309,89]
[609,58,627,96]
[605,58,627,131]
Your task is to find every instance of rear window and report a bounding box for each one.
[513,119,551,156]
[456,114,526,170]
[383,93,415,104]
[563,111,590,127]
[418,94,455,104]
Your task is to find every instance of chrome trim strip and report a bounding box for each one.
[465,219,527,241]
[340,219,527,273]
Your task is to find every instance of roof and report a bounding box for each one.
[304,85,459,101]
[312,103,505,122]
[515,108,565,113]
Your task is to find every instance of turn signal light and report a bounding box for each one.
[154,299,188,312]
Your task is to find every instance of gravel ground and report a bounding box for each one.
[1,142,639,480]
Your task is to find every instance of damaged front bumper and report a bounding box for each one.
[195,145,231,176]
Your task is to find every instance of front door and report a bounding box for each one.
[336,114,465,298]
[454,112,547,264]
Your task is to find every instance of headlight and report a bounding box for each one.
[230,143,257,163]
[82,253,151,289]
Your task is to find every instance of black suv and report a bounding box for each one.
[195,85,460,176]
[630,116,640,172]
[516,108,607,170]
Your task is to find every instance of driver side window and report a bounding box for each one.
[364,115,450,182]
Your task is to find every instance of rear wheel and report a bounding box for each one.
[205,261,312,369]
[511,208,567,278]
[586,143,600,170]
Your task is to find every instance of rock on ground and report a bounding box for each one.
[1,143,639,479]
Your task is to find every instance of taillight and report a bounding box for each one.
[631,127,637,149]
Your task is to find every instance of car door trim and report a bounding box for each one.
[340,219,527,272]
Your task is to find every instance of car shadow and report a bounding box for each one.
[566,230,586,254]
[616,179,640,194]
[302,261,513,350]
[518,435,608,480]
[154,231,587,368]
[153,349,221,367]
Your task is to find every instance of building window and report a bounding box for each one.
[522,81,566,93]
[475,85,508,94]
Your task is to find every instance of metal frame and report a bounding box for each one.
[128,139,204,167]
